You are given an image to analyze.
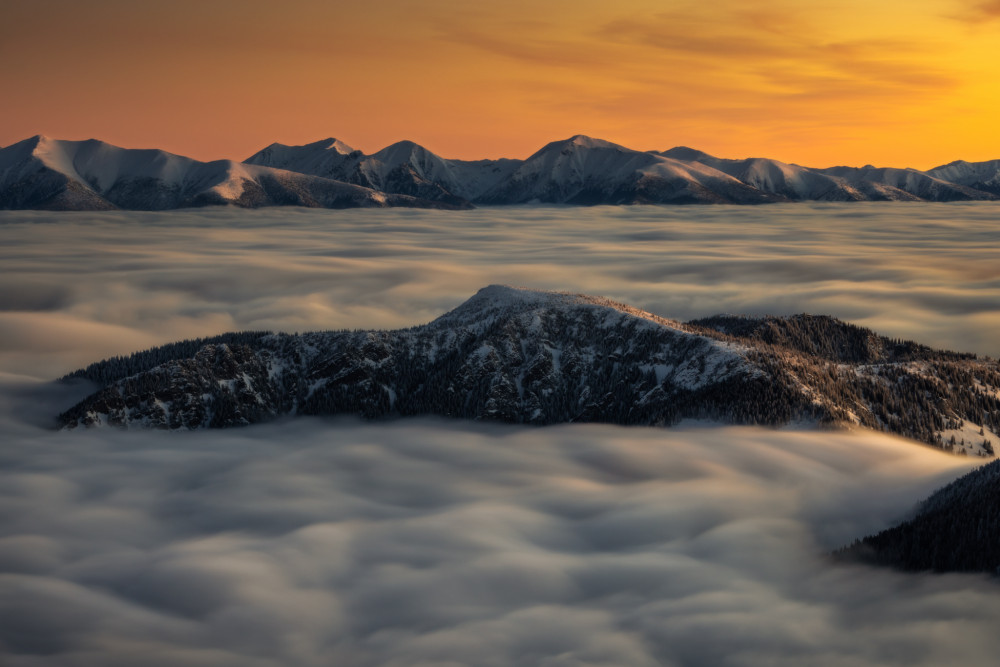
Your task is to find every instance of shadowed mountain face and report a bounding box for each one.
[837,458,1000,574]
[59,286,1000,456]
[3,134,997,210]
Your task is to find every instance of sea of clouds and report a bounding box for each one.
[2,203,1000,665]
[1,203,998,380]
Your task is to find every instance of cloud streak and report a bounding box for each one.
[951,0,1000,22]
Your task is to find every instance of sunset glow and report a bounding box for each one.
[3,1,999,169]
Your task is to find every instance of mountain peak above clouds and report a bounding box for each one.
[430,284,686,333]
[927,158,1000,195]
[314,137,355,153]
[58,285,1000,459]
[248,137,357,161]
[563,134,627,150]
[659,146,715,162]
[527,135,639,160]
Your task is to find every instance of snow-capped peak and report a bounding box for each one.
[927,158,1000,194]
[659,146,715,162]
[369,140,450,175]
[244,137,357,168]
[312,137,355,154]
[535,135,633,155]
[430,285,689,336]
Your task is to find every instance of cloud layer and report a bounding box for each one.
[2,205,999,664]
[0,390,995,666]
[1,204,998,380]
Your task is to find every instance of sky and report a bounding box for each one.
[2,0,999,168]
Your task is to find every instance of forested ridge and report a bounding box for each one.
[836,458,1000,573]
[58,288,1000,457]
[690,314,1000,451]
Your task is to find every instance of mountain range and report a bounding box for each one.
[59,286,1000,460]
[0,135,465,211]
[3,135,998,210]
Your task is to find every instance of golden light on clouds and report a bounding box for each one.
[2,0,998,168]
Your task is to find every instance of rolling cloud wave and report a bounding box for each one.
[0,394,995,666]
[1,204,998,381]
[2,204,999,664]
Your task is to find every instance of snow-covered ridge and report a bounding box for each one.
[4,134,997,210]
[0,135,467,211]
[434,285,698,338]
[927,159,1000,195]
[474,135,774,205]
[246,136,517,203]
[57,286,1000,456]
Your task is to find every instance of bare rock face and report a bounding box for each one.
[59,287,1000,457]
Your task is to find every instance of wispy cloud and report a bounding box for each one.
[424,1,961,164]
[951,0,1000,22]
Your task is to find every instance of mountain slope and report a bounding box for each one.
[240,137,359,181]
[477,136,777,205]
[928,159,1000,196]
[5,134,998,209]
[661,148,863,201]
[245,137,517,205]
[817,165,989,201]
[59,287,1000,452]
[661,147,998,202]
[837,457,1000,573]
[0,136,465,211]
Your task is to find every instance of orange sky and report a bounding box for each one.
[3,0,999,169]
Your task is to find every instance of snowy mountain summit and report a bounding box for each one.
[3,134,998,210]
[59,286,1000,455]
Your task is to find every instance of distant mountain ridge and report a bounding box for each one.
[0,136,467,211]
[2,134,998,210]
[59,286,1000,459]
